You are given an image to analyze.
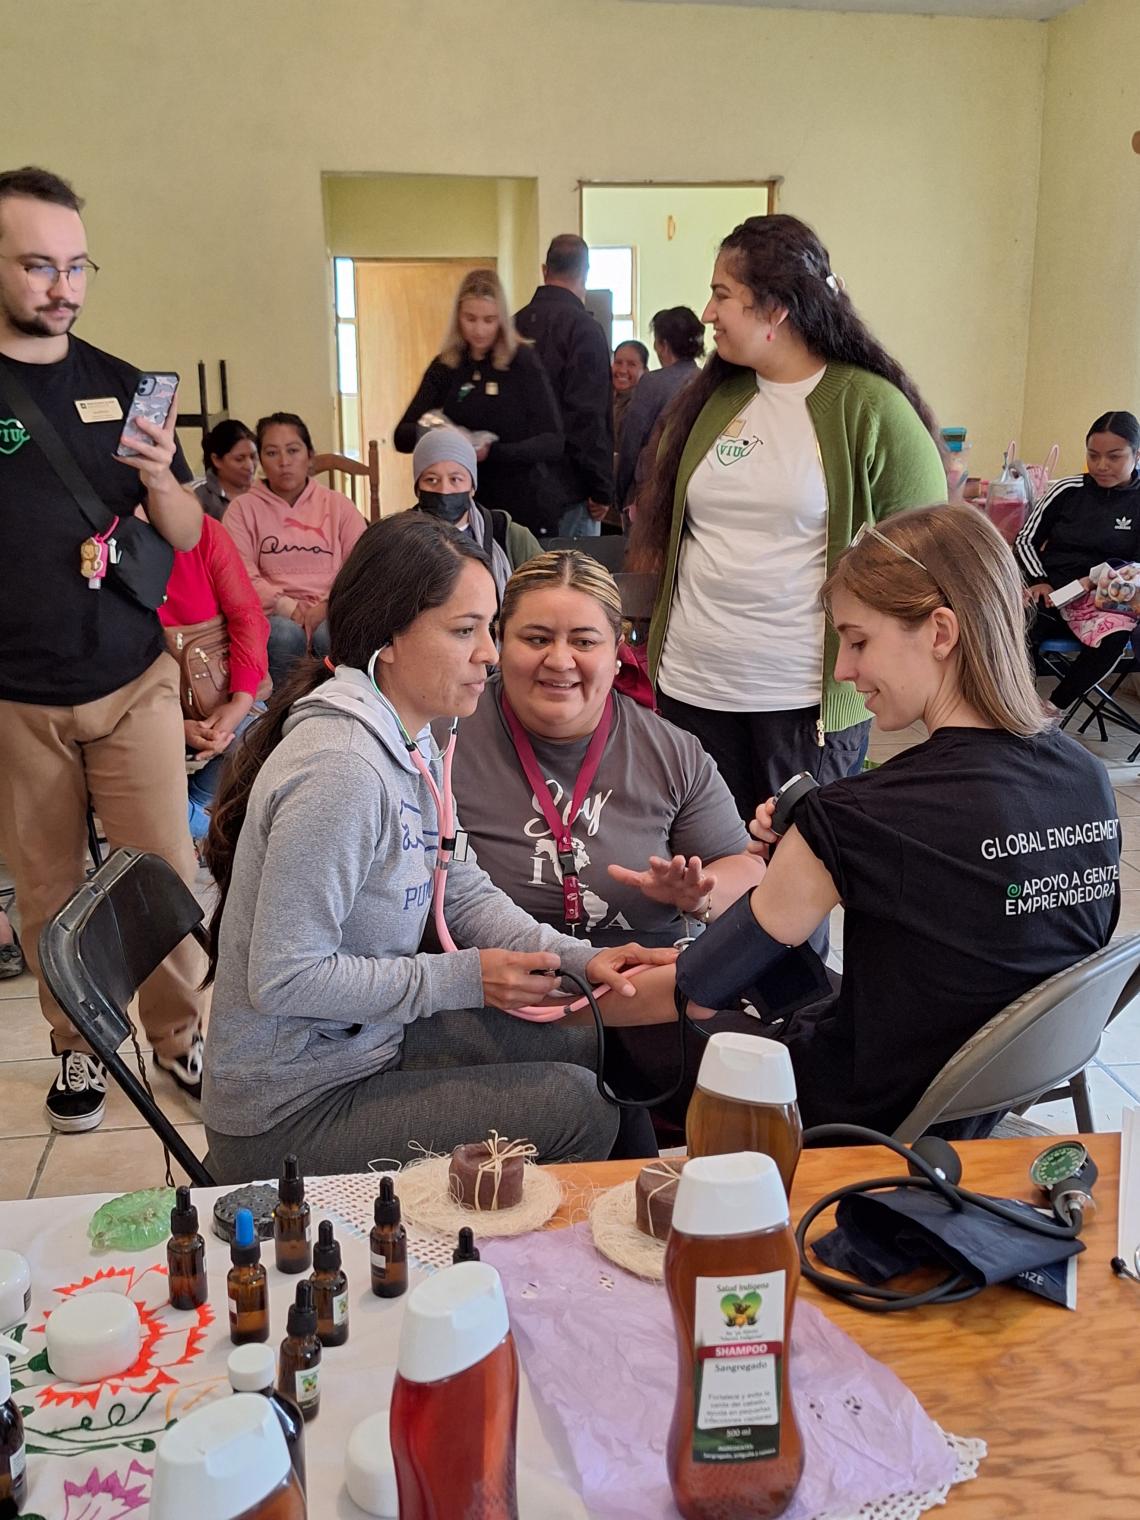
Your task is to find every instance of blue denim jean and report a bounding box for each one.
[556,501,601,538]
[187,708,262,839]
[267,615,330,692]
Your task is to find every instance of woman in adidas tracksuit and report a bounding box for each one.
[1016,410,1140,710]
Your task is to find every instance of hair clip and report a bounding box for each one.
[825,273,843,294]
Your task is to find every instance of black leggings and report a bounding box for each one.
[1029,606,1131,708]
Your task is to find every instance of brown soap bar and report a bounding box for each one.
[635,1160,685,1240]
[449,1140,525,1211]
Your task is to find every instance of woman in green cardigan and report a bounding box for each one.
[630,214,946,820]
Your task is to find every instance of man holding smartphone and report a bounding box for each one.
[0,166,206,1134]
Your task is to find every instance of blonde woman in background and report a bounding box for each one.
[395,268,563,536]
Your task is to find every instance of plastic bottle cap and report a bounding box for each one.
[374,1176,401,1226]
[227,1342,275,1392]
[279,1154,304,1205]
[286,1279,317,1338]
[313,1219,341,1271]
[170,1184,199,1236]
[695,1032,797,1106]
[150,1392,290,1520]
[345,1410,399,1516]
[46,1291,142,1383]
[673,1151,789,1237]
[396,1260,510,1384]
[231,1207,261,1267]
[0,1250,31,1331]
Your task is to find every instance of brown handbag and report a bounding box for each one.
[163,614,232,720]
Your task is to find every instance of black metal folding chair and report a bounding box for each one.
[38,847,214,1185]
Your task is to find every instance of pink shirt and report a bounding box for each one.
[222,478,367,614]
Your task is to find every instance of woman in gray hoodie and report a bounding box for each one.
[201,513,676,1181]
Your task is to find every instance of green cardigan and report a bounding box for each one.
[647,362,947,735]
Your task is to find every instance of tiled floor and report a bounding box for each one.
[3,702,1140,1202]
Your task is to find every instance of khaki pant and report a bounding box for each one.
[0,655,204,1058]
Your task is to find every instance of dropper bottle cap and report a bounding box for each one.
[230,1207,261,1267]
[279,1153,305,1205]
[374,1176,401,1226]
[313,1219,341,1272]
[453,1227,480,1263]
[170,1185,199,1236]
[287,1280,318,1338]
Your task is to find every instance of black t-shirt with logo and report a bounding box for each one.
[787,725,1120,1132]
[0,337,192,705]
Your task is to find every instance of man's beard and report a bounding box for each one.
[3,301,80,338]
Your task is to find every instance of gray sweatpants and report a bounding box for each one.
[204,1005,619,1182]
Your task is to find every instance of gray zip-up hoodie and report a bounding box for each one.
[202,667,597,1136]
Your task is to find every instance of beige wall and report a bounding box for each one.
[5,0,1049,467]
[583,184,772,363]
[1021,0,1140,471]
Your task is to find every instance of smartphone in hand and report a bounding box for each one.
[116,371,179,458]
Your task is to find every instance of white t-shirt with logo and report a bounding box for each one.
[658,369,828,712]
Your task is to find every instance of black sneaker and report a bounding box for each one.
[154,1032,204,1100]
[0,934,23,980]
[45,1051,107,1133]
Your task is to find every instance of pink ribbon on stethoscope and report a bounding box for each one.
[355,652,643,1023]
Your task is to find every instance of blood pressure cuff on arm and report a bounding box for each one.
[674,890,832,1014]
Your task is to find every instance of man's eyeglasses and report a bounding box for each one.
[1,256,100,292]
[849,520,929,574]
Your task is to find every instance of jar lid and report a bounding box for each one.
[672,1152,789,1237]
[345,1410,398,1516]
[396,1260,510,1384]
[45,1290,141,1384]
[226,1342,275,1392]
[150,1393,290,1520]
[695,1032,797,1106]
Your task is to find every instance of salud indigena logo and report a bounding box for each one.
[0,417,29,454]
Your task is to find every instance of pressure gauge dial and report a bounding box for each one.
[1029,1141,1092,1191]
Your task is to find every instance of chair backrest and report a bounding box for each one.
[537,534,627,573]
[614,570,658,624]
[38,848,214,1184]
[310,438,380,523]
[893,933,1140,1142]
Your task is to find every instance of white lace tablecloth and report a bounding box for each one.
[0,1178,983,1518]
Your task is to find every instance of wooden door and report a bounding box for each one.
[356,258,495,516]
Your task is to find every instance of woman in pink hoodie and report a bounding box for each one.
[223,411,367,689]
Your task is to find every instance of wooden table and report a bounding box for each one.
[549,1135,1138,1518]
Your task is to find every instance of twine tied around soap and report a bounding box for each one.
[472,1131,538,1211]
[640,1160,683,1240]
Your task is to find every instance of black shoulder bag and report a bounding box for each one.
[0,365,175,610]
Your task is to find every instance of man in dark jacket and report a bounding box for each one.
[515,234,614,537]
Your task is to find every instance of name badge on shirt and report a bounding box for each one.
[485,381,498,397]
[75,397,124,423]
[714,411,760,467]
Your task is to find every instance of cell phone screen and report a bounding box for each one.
[116,372,179,458]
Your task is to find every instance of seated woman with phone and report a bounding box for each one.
[674,507,1120,1136]
[200,514,676,1182]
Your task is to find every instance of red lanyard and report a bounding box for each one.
[500,692,614,929]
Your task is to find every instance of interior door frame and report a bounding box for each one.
[577,177,783,232]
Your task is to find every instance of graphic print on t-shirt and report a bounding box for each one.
[0,417,29,454]
[714,412,762,468]
[523,777,630,932]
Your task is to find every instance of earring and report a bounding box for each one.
[765,329,775,343]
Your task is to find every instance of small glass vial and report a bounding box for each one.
[150,1392,305,1520]
[665,1152,804,1519]
[228,1207,270,1345]
[686,1033,803,1192]
[167,1185,208,1310]
[370,1177,407,1298]
[278,1280,321,1423]
[309,1220,349,1348]
[391,1261,519,1520]
[228,1342,307,1497]
[0,1353,27,1520]
[274,1155,311,1274]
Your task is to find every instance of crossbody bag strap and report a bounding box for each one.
[0,362,116,537]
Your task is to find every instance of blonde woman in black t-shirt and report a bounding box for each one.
[708,506,1119,1135]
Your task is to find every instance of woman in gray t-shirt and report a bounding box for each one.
[452,550,766,1033]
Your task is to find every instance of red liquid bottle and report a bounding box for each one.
[686,1033,803,1194]
[390,1260,519,1520]
[665,1152,804,1520]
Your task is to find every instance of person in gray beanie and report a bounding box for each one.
[411,427,541,596]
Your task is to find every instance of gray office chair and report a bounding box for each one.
[893,934,1140,1143]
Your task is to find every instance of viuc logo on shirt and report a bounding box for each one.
[0,418,30,455]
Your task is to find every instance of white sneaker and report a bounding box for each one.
[154,1031,204,1100]
[45,1052,107,1133]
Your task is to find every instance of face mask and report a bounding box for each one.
[417,490,472,524]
